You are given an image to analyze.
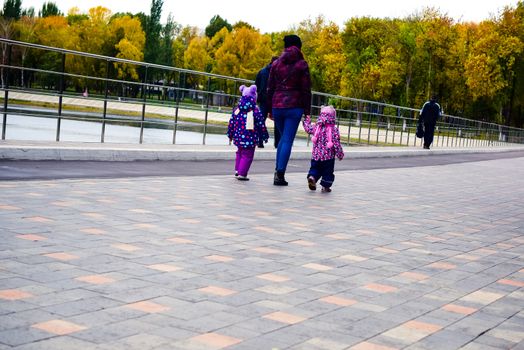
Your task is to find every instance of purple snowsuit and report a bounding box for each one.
[227,95,269,177]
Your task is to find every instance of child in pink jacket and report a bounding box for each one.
[302,105,344,192]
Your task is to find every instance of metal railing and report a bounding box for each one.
[1,38,523,147]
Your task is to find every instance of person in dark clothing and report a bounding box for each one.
[419,95,441,149]
[255,56,279,148]
[267,34,312,186]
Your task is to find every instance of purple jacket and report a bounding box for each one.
[227,95,269,148]
[267,46,312,115]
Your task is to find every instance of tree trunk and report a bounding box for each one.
[426,51,432,99]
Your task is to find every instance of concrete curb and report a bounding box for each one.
[1,141,523,161]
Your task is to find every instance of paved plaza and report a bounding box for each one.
[0,155,523,349]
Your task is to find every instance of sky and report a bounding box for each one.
[21,0,519,33]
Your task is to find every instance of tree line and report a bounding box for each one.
[1,0,523,127]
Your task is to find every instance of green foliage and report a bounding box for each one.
[2,0,21,20]
[159,14,180,67]
[233,21,254,31]
[205,15,232,38]
[39,2,62,17]
[144,0,163,64]
[22,7,34,17]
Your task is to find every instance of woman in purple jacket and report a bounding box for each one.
[267,34,312,186]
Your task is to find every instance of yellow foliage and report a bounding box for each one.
[213,27,273,79]
[184,36,211,72]
[34,16,72,49]
[465,54,506,99]
[110,16,145,81]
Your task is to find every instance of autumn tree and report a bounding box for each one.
[233,21,254,31]
[213,26,273,79]
[0,0,22,88]
[464,15,522,123]
[67,6,113,93]
[183,36,211,88]
[14,14,37,86]
[494,1,524,126]
[109,15,145,81]
[340,17,399,101]
[66,6,88,25]
[172,25,198,69]
[296,16,345,94]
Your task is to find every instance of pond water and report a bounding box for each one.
[2,114,307,146]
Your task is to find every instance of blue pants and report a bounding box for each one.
[308,158,335,188]
[272,107,303,172]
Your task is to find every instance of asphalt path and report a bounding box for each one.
[1,151,523,181]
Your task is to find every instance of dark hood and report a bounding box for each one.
[280,46,304,65]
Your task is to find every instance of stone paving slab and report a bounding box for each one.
[0,157,523,349]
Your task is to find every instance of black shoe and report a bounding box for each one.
[273,171,288,186]
[237,175,249,181]
[258,143,265,148]
[423,145,430,149]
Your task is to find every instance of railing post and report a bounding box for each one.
[347,110,352,145]
[1,44,12,140]
[385,116,389,145]
[435,124,440,148]
[406,118,411,146]
[367,104,372,145]
[413,111,417,147]
[139,66,148,144]
[173,72,184,144]
[55,52,66,142]
[202,76,211,145]
[357,102,362,144]
[446,118,450,147]
[101,59,110,143]
[375,107,380,145]
[392,108,400,145]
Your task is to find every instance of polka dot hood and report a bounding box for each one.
[227,85,269,148]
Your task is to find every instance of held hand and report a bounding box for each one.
[268,113,273,120]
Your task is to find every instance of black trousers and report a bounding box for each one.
[424,122,436,147]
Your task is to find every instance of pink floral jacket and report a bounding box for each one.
[303,113,344,161]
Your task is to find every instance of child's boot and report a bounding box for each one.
[307,176,316,191]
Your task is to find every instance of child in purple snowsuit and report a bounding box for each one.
[302,105,344,192]
[227,85,269,181]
